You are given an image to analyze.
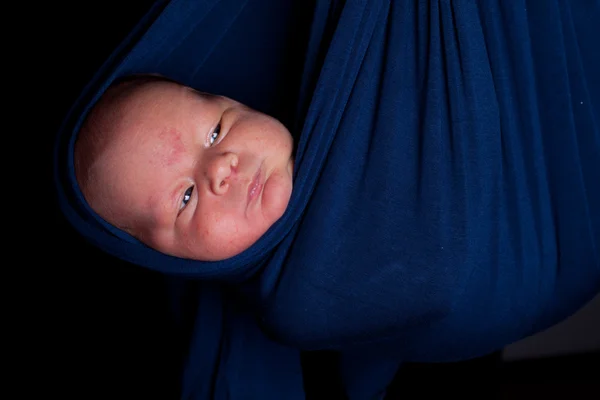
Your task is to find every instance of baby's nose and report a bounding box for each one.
[208,152,238,195]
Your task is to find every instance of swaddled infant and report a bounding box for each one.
[75,75,295,261]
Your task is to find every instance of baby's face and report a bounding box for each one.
[76,79,294,261]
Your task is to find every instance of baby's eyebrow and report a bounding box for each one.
[188,87,220,105]
[187,86,206,99]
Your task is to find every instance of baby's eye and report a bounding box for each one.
[180,186,194,211]
[208,123,221,146]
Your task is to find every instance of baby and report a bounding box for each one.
[74,75,295,261]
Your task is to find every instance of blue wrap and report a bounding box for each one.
[54,0,600,398]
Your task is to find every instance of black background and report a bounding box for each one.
[34,2,180,397]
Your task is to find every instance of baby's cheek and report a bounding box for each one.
[200,212,251,259]
[224,218,242,247]
[192,212,216,244]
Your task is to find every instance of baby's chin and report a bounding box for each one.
[261,160,294,224]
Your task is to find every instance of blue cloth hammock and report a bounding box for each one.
[54,0,600,398]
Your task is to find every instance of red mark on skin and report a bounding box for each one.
[152,128,185,167]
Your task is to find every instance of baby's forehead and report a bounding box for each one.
[82,79,176,139]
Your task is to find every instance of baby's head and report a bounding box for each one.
[74,75,294,261]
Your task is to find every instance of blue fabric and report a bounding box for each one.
[54,0,600,398]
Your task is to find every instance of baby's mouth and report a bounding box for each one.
[247,163,264,208]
